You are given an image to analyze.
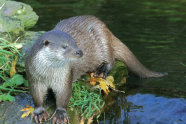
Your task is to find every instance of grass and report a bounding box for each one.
[70,81,105,120]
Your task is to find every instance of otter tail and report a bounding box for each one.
[111,36,166,78]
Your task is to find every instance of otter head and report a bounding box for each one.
[38,30,83,65]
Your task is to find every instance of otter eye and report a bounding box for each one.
[62,45,68,49]
[44,40,50,46]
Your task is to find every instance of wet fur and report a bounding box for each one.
[25,15,166,124]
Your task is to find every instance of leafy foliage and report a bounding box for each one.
[0,36,26,102]
[0,94,15,102]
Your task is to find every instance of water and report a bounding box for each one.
[17,0,186,123]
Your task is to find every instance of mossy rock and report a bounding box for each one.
[0,0,38,35]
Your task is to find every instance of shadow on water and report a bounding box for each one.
[16,0,186,123]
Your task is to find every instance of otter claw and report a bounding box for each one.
[31,107,49,123]
[51,108,69,124]
[32,112,48,123]
[94,62,110,79]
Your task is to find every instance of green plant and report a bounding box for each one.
[0,36,26,102]
[180,62,186,68]
[70,82,105,120]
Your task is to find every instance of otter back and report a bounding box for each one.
[25,15,167,124]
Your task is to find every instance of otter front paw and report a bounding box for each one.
[51,108,69,124]
[94,62,110,79]
[32,107,48,123]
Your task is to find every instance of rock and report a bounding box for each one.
[20,31,45,52]
[0,0,38,35]
[0,93,80,124]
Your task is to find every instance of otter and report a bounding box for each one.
[25,15,166,124]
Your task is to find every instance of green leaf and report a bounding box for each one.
[180,62,186,67]
[0,94,15,102]
[0,86,26,92]
[3,74,24,87]
[24,80,29,87]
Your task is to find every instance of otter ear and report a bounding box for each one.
[44,40,50,46]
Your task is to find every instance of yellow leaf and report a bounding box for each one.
[79,118,84,124]
[87,73,98,86]
[87,116,93,124]
[106,76,115,89]
[20,105,34,119]
[106,76,114,83]
[21,111,30,118]
[87,77,97,86]
[90,81,97,86]
[87,73,110,95]
[10,56,18,78]
[87,73,125,94]
[99,79,109,95]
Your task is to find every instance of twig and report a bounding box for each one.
[14,37,20,43]
[0,3,5,10]
[110,87,125,94]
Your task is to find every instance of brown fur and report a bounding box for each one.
[26,15,166,124]
[55,15,165,79]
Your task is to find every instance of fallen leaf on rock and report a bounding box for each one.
[20,105,34,118]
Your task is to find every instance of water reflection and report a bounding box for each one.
[99,93,186,124]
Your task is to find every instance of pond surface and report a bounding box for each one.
[17,0,186,123]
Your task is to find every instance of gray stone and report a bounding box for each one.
[0,93,80,124]
[0,0,38,35]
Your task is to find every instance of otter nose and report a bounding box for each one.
[75,50,83,57]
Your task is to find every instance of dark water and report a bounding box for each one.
[17,0,186,123]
